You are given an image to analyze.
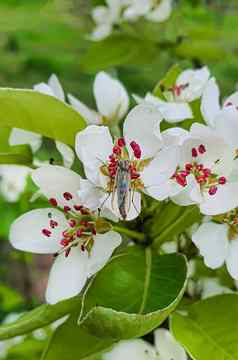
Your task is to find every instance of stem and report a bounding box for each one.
[112,225,145,241]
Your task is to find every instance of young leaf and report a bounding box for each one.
[0,89,87,146]
[171,294,238,360]
[153,64,182,98]
[43,246,188,360]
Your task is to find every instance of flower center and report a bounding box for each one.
[42,192,98,257]
[100,137,148,193]
[172,144,227,196]
[214,209,238,240]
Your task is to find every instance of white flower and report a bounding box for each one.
[124,0,172,23]
[9,165,121,304]
[0,165,31,202]
[146,0,172,23]
[192,219,238,280]
[170,123,238,215]
[201,77,238,158]
[75,104,179,220]
[91,0,130,41]
[103,329,187,360]
[68,71,129,126]
[199,277,232,299]
[136,67,210,123]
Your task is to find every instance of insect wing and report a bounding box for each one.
[116,160,130,220]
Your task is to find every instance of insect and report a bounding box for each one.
[115,159,131,220]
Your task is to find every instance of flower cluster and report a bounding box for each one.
[7,64,238,308]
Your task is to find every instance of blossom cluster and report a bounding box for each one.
[5,64,238,307]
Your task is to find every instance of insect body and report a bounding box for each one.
[115,160,131,220]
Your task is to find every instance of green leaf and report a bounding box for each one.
[171,294,238,360]
[0,296,80,340]
[151,203,202,249]
[43,246,188,360]
[0,89,86,146]
[0,126,33,165]
[153,64,182,98]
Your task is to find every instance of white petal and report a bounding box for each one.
[68,94,102,125]
[146,0,172,22]
[224,91,238,108]
[215,107,238,150]
[103,339,156,360]
[55,141,75,168]
[77,178,104,210]
[90,24,112,41]
[192,222,228,269]
[48,74,65,102]
[201,278,232,299]
[0,165,30,202]
[123,104,163,159]
[171,174,202,206]
[103,191,141,221]
[123,0,152,20]
[226,239,238,280]
[46,247,88,304]
[9,208,67,254]
[154,329,187,360]
[162,127,189,146]
[87,231,121,277]
[144,93,193,123]
[141,146,179,200]
[33,82,55,97]
[9,128,42,153]
[93,72,129,121]
[201,77,220,127]
[75,125,113,184]
[32,165,82,209]
[92,6,110,25]
[200,182,238,215]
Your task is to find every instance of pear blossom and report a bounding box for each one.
[135,67,210,123]
[0,165,31,202]
[170,123,238,215]
[68,71,129,126]
[75,104,179,220]
[192,210,238,280]
[123,0,172,23]
[9,165,121,304]
[103,329,187,360]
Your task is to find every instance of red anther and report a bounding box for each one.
[180,171,189,177]
[68,219,76,228]
[74,205,83,211]
[185,163,193,172]
[134,149,141,159]
[196,164,204,171]
[192,148,198,157]
[196,175,206,184]
[92,228,97,235]
[80,220,89,226]
[50,220,58,229]
[218,176,227,185]
[63,192,73,201]
[130,141,137,150]
[76,229,83,237]
[49,198,58,207]
[175,174,187,187]
[64,206,71,213]
[113,146,121,156]
[65,248,71,257]
[173,85,182,97]
[80,208,90,215]
[81,245,85,252]
[208,185,218,195]
[60,239,70,247]
[225,101,233,107]
[42,229,51,237]
[198,144,206,154]
[117,138,126,147]
[203,168,211,177]
[131,173,140,180]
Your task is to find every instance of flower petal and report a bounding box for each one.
[224,91,238,108]
[93,72,129,121]
[192,222,228,269]
[201,77,220,127]
[68,94,102,125]
[146,0,172,22]
[103,190,141,221]
[77,178,104,210]
[123,104,163,159]
[154,329,187,360]
[55,141,75,168]
[9,208,67,254]
[32,165,82,209]
[9,128,42,153]
[215,107,238,150]
[226,239,238,280]
[48,74,65,102]
[46,247,88,304]
[0,165,30,202]
[171,174,202,206]
[144,93,193,123]
[75,125,113,184]
[200,182,238,215]
[90,24,112,41]
[103,339,156,360]
[87,231,121,277]
[33,83,55,97]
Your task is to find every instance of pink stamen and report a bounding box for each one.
[208,186,218,195]
[49,198,58,207]
[60,239,70,247]
[117,138,126,147]
[64,206,71,213]
[192,148,198,158]
[42,229,51,237]
[63,192,73,201]
[175,174,187,187]
[113,146,121,156]
[198,144,206,154]
[50,220,58,229]
[74,205,83,211]
[68,219,76,228]
[218,176,227,185]
[185,163,193,172]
